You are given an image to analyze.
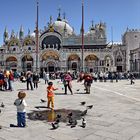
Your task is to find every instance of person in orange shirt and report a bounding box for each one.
[47,82,58,110]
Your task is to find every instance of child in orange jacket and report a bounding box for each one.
[47,82,58,110]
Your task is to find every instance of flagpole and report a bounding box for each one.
[81,0,84,72]
[36,1,39,72]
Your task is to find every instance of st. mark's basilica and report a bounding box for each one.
[0,7,140,75]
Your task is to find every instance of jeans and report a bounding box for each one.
[17,112,26,127]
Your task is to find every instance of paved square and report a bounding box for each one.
[0,79,140,140]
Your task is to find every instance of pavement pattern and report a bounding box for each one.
[0,79,140,140]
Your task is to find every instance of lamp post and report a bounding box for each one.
[35,1,39,72]
[81,0,84,72]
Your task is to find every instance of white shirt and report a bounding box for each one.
[14,99,27,112]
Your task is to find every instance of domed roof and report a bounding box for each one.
[53,20,73,35]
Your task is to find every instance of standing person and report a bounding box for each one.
[33,72,39,89]
[47,82,58,110]
[26,72,33,90]
[43,71,49,84]
[63,72,73,95]
[14,91,27,127]
[9,70,14,91]
[83,73,93,94]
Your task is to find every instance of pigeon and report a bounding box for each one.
[87,105,93,109]
[51,122,59,129]
[0,102,5,108]
[80,101,86,105]
[36,113,42,119]
[67,112,73,117]
[81,118,86,128]
[81,109,88,116]
[77,89,80,91]
[40,99,46,103]
[56,114,61,119]
[68,117,73,125]
[70,120,77,128]
[55,119,60,124]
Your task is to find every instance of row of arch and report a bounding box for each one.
[4,51,115,72]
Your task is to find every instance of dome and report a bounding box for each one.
[53,20,73,35]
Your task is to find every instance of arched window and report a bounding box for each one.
[13,48,16,51]
[28,47,31,51]
[117,56,122,62]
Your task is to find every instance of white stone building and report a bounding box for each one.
[0,12,140,75]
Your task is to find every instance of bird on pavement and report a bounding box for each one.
[40,99,46,103]
[81,118,86,128]
[56,114,61,119]
[68,117,73,125]
[0,102,5,108]
[80,101,86,105]
[70,120,77,128]
[76,89,80,91]
[51,122,59,129]
[67,112,73,117]
[86,105,93,109]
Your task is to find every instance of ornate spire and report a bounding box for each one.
[50,16,53,25]
[3,27,9,43]
[28,29,31,36]
[57,7,62,21]
[11,30,15,38]
[63,12,66,19]
[19,25,24,40]
[90,20,95,30]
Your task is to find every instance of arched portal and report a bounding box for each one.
[21,55,33,72]
[67,54,80,71]
[6,56,18,71]
[41,50,60,73]
[85,54,99,72]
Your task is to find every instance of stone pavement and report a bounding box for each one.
[0,79,140,140]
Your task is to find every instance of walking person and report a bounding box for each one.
[130,73,135,85]
[63,71,73,95]
[14,91,27,127]
[47,82,58,110]
[33,72,39,89]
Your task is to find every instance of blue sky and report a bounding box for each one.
[0,0,140,45]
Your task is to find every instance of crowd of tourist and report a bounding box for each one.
[0,68,137,92]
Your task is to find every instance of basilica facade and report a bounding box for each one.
[0,12,140,74]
